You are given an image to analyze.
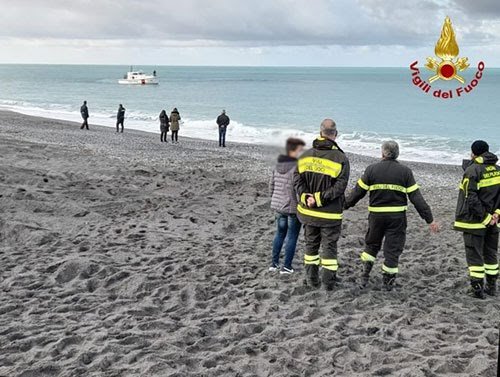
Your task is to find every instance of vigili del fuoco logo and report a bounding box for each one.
[410,16,485,99]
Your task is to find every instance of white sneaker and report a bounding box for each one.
[268,266,280,272]
[280,267,294,275]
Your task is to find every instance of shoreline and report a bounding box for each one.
[0,110,498,376]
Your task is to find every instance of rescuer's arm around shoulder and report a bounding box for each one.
[344,166,370,209]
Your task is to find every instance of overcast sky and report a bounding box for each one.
[0,0,499,66]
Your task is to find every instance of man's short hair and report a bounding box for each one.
[382,140,400,160]
[320,119,337,138]
[222,109,226,114]
[286,138,306,154]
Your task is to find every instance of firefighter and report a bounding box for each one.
[294,119,350,290]
[345,141,439,290]
[454,140,500,299]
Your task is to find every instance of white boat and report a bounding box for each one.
[118,69,159,85]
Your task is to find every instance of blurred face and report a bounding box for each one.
[289,145,304,159]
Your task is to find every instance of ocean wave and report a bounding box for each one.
[0,100,476,165]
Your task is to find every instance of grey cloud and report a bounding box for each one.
[0,0,497,47]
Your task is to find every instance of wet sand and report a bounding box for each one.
[0,110,498,377]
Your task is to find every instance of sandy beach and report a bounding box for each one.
[0,110,498,377]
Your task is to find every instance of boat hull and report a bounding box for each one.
[118,78,159,85]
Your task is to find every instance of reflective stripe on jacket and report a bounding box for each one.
[293,137,350,226]
[345,159,433,223]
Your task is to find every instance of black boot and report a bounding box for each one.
[360,261,374,288]
[305,265,320,289]
[322,269,337,291]
[485,275,497,297]
[382,273,396,291]
[469,278,485,299]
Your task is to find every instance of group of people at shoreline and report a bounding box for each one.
[269,119,499,299]
[79,101,231,147]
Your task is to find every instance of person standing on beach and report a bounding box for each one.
[216,110,230,147]
[170,108,181,144]
[159,110,169,142]
[269,138,306,274]
[80,101,89,130]
[294,119,350,290]
[116,104,126,133]
[345,141,439,291]
[453,141,499,299]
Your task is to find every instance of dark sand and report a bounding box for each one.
[0,110,498,376]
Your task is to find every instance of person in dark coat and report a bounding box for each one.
[269,138,306,274]
[116,104,126,133]
[80,101,89,130]
[216,110,230,147]
[159,110,169,142]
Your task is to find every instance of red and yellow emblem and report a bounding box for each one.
[425,16,469,83]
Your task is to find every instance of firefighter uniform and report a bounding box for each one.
[454,152,500,298]
[294,137,350,289]
[345,159,433,289]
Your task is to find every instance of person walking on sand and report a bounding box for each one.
[216,109,230,147]
[116,104,126,133]
[170,108,181,144]
[294,119,350,290]
[345,141,439,291]
[269,138,306,274]
[80,101,89,130]
[453,141,500,299]
[159,109,169,143]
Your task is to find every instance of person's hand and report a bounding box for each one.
[490,214,499,226]
[306,196,316,208]
[429,221,440,234]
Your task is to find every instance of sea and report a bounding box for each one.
[0,64,498,164]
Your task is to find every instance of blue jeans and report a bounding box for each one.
[272,213,301,269]
[219,126,227,147]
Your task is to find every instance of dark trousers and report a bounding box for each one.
[116,120,124,133]
[160,130,168,142]
[171,130,178,142]
[303,224,341,287]
[219,126,227,147]
[271,213,301,269]
[80,118,89,130]
[463,227,499,279]
[363,214,407,274]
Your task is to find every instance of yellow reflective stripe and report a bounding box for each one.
[314,192,323,208]
[478,176,500,188]
[304,254,320,265]
[368,206,407,213]
[369,184,407,193]
[321,259,338,271]
[460,178,470,197]
[483,214,493,225]
[469,266,485,278]
[484,264,499,275]
[360,252,376,263]
[382,264,399,274]
[357,179,369,191]
[298,157,342,179]
[297,205,343,220]
[469,266,484,272]
[406,184,420,193]
[454,221,486,230]
[475,157,484,164]
[300,193,308,206]
[470,271,485,278]
[495,209,500,216]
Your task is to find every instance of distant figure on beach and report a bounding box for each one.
[80,101,89,130]
[269,138,306,274]
[116,104,126,133]
[453,140,499,299]
[159,110,170,143]
[294,119,350,290]
[170,108,181,144]
[216,110,230,147]
[345,141,439,291]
